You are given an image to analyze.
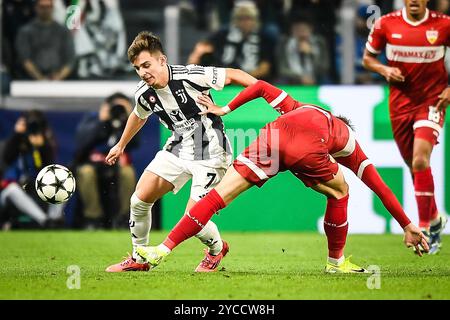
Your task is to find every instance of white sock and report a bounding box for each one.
[129,193,153,264]
[195,220,223,255]
[328,256,345,266]
[157,243,171,254]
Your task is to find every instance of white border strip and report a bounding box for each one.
[236,155,269,180]
[357,159,372,179]
[413,120,442,134]
[222,105,232,114]
[300,105,332,120]
[415,192,434,196]
[365,42,381,55]
[402,7,429,26]
[270,91,287,108]
[332,125,356,158]
[11,81,137,97]
[386,44,445,63]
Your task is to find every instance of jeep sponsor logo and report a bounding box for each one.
[391,49,437,60]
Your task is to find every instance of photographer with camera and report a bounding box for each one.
[74,93,138,229]
[0,110,60,229]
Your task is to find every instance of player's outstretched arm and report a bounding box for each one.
[198,80,297,116]
[197,79,275,116]
[224,68,258,87]
[336,143,428,256]
[403,223,429,257]
[105,112,147,165]
[197,95,227,116]
[225,80,291,112]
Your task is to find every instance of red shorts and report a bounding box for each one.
[391,105,445,162]
[233,106,359,187]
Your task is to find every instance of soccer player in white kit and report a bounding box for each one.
[105,31,257,272]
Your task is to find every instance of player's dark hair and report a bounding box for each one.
[127,31,165,63]
[25,110,48,134]
[336,115,355,131]
[105,92,130,105]
[289,11,314,27]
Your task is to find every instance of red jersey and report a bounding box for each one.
[366,8,450,115]
[228,80,412,228]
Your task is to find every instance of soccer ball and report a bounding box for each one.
[35,164,76,204]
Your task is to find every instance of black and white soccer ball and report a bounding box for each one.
[35,164,76,204]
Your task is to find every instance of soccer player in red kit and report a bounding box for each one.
[136,80,429,273]
[363,0,449,254]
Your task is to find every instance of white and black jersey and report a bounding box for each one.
[133,64,232,161]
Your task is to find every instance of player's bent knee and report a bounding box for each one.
[412,156,429,172]
[329,184,349,200]
[311,181,348,199]
[341,181,349,196]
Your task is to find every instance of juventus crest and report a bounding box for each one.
[175,89,188,104]
[426,30,438,44]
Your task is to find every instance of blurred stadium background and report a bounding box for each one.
[0,0,449,234]
[2,0,450,303]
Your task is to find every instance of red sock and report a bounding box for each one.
[361,165,411,228]
[413,167,437,229]
[163,189,226,250]
[323,195,349,259]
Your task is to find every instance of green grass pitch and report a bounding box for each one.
[1,231,449,300]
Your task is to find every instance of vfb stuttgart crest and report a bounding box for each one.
[426,30,438,44]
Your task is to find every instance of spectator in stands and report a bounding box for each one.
[0,111,62,229]
[189,0,213,30]
[2,0,35,79]
[15,0,75,80]
[1,36,13,94]
[213,0,285,44]
[289,0,342,83]
[73,93,137,229]
[188,1,275,80]
[375,0,403,14]
[53,0,128,79]
[354,5,377,84]
[336,4,387,84]
[276,16,330,85]
[435,0,450,13]
[2,0,35,45]
[187,40,216,67]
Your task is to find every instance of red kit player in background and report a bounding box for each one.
[363,0,449,254]
[135,80,429,273]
